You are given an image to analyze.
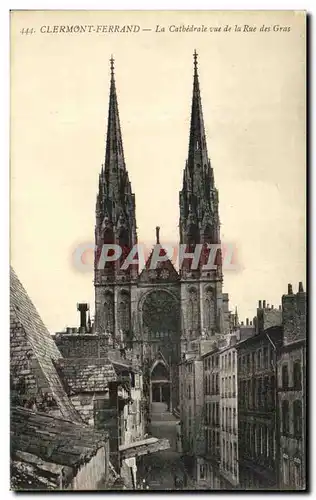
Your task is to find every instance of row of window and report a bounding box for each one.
[239,422,276,465]
[239,376,275,411]
[238,346,273,374]
[220,350,236,372]
[281,362,302,390]
[205,402,220,427]
[282,456,302,489]
[221,405,237,434]
[206,428,220,457]
[204,373,220,395]
[281,399,302,437]
[221,439,238,477]
[221,375,237,398]
[204,354,219,371]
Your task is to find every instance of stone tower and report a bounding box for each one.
[179,50,227,353]
[94,57,138,345]
[93,52,231,411]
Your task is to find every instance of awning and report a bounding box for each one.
[119,437,170,460]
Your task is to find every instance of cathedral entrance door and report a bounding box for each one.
[152,385,161,403]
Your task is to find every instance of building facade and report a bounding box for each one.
[277,283,306,490]
[219,336,239,488]
[237,324,282,489]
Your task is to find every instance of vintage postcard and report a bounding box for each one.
[10,10,306,491]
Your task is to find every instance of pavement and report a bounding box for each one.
[137,404,193,490]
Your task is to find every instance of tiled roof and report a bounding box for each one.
[10,267,80,422]
[55,357,117,393]
[11,407,108,489]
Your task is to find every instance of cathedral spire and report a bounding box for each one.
[188,50,209,174]
[104,56,125,188]
[179,51,220,251]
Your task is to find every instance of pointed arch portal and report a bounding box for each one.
[150,360,171,407]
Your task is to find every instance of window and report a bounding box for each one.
[233,351,236,369]
[233,375,236,397]
[215,374,219,395]
[283,456,289,486]
[293,362,302,390]
[282,364,289,389]
[200,464,205,480]
[294,460,302,489]
[257,350,262,369]
[282,400,290,435]
[216,355,219,367]
[263,347,268,368]
[228,352,231,368]
[293,400,302,437]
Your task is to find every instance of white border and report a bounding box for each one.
[2,1,312,498]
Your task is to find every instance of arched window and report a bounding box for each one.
[204,288,215,330]
[188,288,199,331]
[104,291,114,332]
[282,400,290,435]
[293,400,302,437]
[282,364,289,389]
[118,291,130,332]
[293,361,302,390]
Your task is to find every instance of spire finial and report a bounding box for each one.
[193,49,198,73]
[156,226,160,244]
[110,55,115,77]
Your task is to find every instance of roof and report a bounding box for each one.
[10,267,80,423]
[55,357,117,394]
[11,407,108,490]
[119,437,170,460]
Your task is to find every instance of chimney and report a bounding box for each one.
[250,320,252,326]
[259,300,262,309]
[298,281,304,293]
[241,321,244,326]
[288,283,293,294]
[246,318,249,326]
[77,303,89,332]
[279,305,282,310]
[66,327,72,334]
[271,305,274,309]
[263,300,266,309]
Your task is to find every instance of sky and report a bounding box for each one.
[10,10,306,333]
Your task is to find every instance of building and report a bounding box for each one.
[237,321,283,490]
[199,345,222,489]
[219,335,239,488]
[92,51,231,418]
[277,282,306,490]
[10,267,117,490]
[11,407,111,490]
[10,266,80,422]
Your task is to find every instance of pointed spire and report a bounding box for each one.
[104,55,125,185]
[188,49,209,171]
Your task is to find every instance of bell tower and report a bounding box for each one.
[179,51,225,348]
[94,57,138,343]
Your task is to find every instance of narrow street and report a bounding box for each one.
[137,402,192,490]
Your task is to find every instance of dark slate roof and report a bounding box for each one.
[11,407,108,490]
[56,357,117,394]
[10,266,80,422]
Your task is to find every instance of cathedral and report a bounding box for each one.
[93,51,232,412]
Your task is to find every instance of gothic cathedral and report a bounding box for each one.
[94,52,231,412]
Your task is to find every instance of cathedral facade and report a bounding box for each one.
[94,52,231,412]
